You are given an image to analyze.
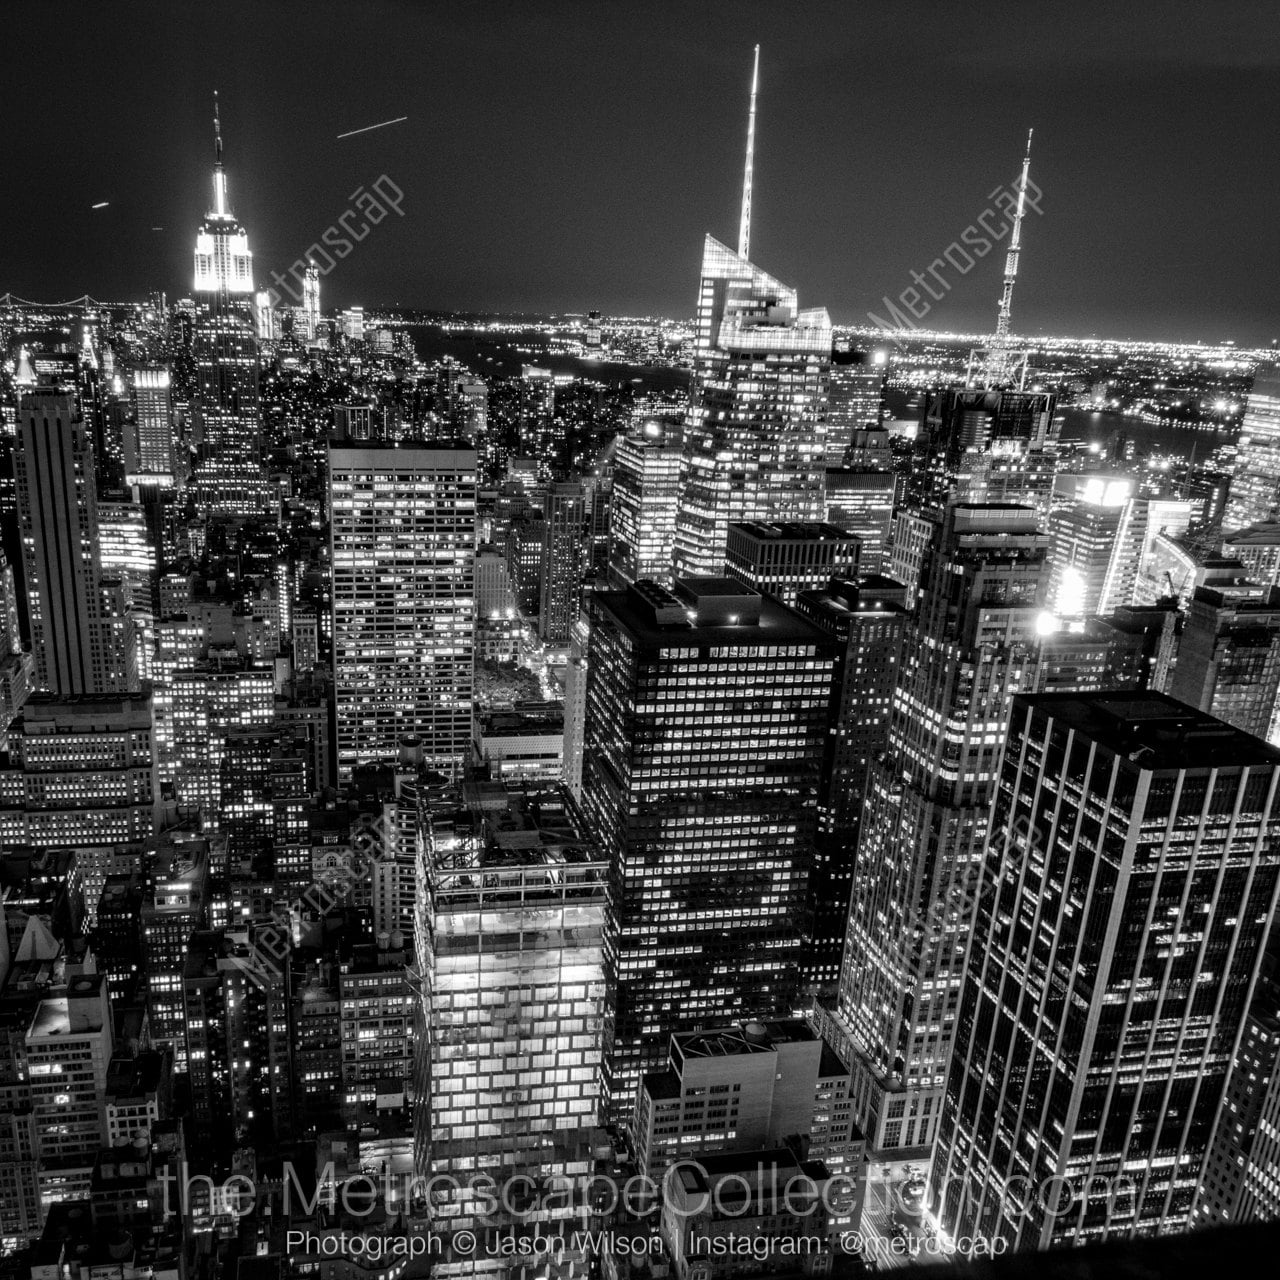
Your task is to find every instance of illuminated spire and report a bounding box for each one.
[737,44,760,261]
[986,129,1033,384]
[212,90,228,217]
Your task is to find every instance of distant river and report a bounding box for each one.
[404,324,690,394]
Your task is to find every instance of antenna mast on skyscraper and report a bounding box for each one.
[737,44,760,260]
[211,90,228,217]
[981,128,1033,387]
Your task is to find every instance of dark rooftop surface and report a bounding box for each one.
[1018,691,1280,770]
[594,578,832,649]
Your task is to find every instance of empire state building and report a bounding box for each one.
[189,96,273,517]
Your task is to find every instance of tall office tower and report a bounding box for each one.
[632,1020,865,1189]
[582,578,835,1123]
[824,468,896,575]
[725,521,861,605]
[301,260,320,340]
[914,387,1059,517]
[415,781,607,1265]
[126,367,177,484]
[933,693,1280,1249]
[674,237,832,577]
[585,309,603,351]
[1169,585,1280,742]
[505,508,545,615]
[329,443,477,781]
[562,613,589,801]
[1047,479,1133,619]
[190,314,269,516]
[1193,954,1280,1225]
[190,101,271,516]
[795,576,910,991]
[1226,363,1280,529]
[824,345,886,464]
[608,422,684,587]
[825,506,1050,1168]
[3,694,156,930]
[26,973,114,1213]
[538,480,585,644]
[0,552,34,746]
[15,393,117,695]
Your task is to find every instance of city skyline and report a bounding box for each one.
[3,2,1280,343]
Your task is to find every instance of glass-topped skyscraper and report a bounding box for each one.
[674,236,832,577]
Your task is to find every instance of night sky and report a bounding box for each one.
[4,0,1280,344]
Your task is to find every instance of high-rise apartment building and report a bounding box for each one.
[933,692,1280,1248]
[674,237,832,576]
[827,506,1050,1166]
[582,578,835,1123]
[1226,363,1280,530]
[329,443,477,780]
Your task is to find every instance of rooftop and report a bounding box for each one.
[594,577,831,648]
[1017,691,1280,770]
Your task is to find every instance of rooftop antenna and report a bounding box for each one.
[984,128,1033,387]
[737,45,760,260]
[212,90,228,216]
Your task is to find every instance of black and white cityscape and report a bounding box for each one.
[2,2,1280,1277]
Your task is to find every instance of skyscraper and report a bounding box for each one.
[581,578,835,1123]
[329,442,477,780]
[15,393,114,695]
[933,692,1280,1248]
[608,421,684,586]
[126,366,177,484]
[825,505,1050,1166]
[1169,584,1280,743]
[1226,363,1280,530]
[189,99,271,516]
[673,238,832,576]
[415,781,606,1265]
[795,575,910,992]
[824,345,886,464]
